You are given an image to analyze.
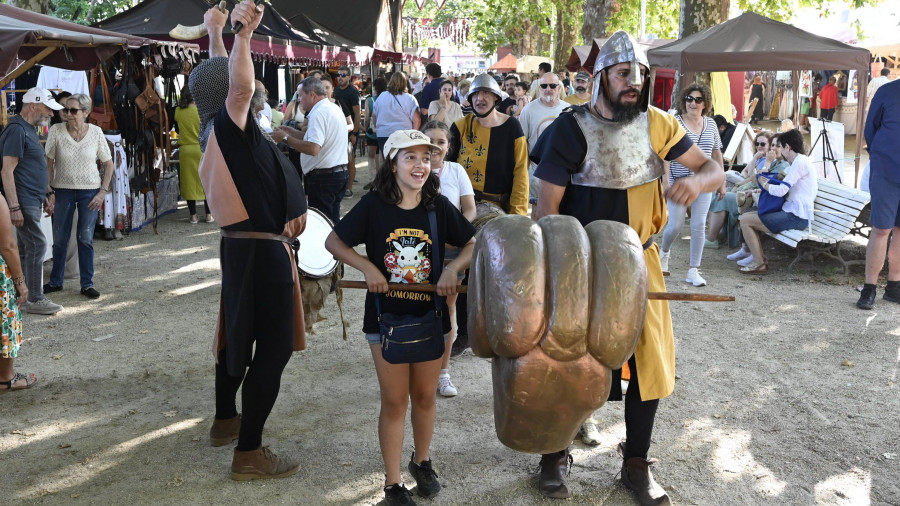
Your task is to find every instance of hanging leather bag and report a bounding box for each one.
[135,65,163,124]
[89,65,118,131]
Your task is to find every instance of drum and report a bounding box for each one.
[297,208,338,278]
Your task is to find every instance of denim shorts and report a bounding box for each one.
[759,210,809,234]
[443,247,466,281]
[365,332,450,345]
[869,174,900,229]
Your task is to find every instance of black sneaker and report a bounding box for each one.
[43,283,62,293]
[384,483,417,506]
[857,284,876,310]
[884,281,900,304]
[407,452,441,498]
[80,287,101,299]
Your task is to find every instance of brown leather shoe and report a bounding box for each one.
[538,449,572,498]
[209,414,241,447]
[231,446,301,481]
[619,443,671,505]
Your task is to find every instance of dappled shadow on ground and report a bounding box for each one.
[2,209,898,504]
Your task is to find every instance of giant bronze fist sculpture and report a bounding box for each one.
[469,215,648,454]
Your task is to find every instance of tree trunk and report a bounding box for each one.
[554,1,582,72]
[676,0,728,94]
[8,0,52,13]
[582,0,620,45]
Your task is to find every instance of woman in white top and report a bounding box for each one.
[427,81,463,126]
[659,84,723,287]
[372,72,421,154]
[423,120,474,398]
[44,94,113,299]
[738,129,818,274]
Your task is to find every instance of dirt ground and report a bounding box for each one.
[2,160,898,505]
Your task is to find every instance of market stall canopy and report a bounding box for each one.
[270,0,401,50]
[647,12,869,72]
[647,12,871,185]
[565,45,591,72]
[0,4,162,77]
[96,0,370,64]
[489,53,517,72]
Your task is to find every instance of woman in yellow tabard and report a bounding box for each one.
[447,74,530,216]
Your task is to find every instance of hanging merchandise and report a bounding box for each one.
[403,17,469,47]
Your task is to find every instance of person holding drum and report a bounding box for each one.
[325,130,475,506]
[191,1,308,481]
[422,120,475,398]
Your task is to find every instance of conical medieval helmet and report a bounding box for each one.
[591,31,651,112]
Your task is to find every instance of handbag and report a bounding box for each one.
[135,66,163,124]
[375,209,446,364]
[756,172,791,215]
[89,66,118,131]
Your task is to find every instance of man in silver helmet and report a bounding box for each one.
[530,31,724,503]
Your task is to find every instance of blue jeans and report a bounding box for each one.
[305,168,348,224]
[50,189,99,289]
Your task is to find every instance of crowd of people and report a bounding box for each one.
[2,3,898,506]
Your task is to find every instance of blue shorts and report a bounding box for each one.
[760,210,809,234]
[869,174,900,229]
[443,247,466,281]
[365,332,450,345]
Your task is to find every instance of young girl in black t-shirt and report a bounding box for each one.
[326,130,475,506]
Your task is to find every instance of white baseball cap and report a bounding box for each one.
[22,87,64,110]
[383,130,441,160]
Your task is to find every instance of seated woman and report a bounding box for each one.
[737,129,818,273]
[708,132,787,253]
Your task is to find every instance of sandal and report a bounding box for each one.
[739,263,768,274]
[0,372,37,394]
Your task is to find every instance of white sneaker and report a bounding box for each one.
[23,298,63,315]
[737,254,756,267]
[685,267,707,287]
[726,247,751,261]
[659,251,670,273]
[579,419,602,446]
[437,375,458,397]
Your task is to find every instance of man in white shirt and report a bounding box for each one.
[273,76,348,223]
[866,68,891,115]
[519,72,567,202]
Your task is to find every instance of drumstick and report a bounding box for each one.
[336,280,734,302]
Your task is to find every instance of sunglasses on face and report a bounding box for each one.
[63,108,84,114]
[684,96,704,103]
[540,83,559,89]
[756,141,768,147]
[337,73,349,78]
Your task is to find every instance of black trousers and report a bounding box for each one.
[186,200,209,216]
[542,355,660,461]
[214,271,294,451]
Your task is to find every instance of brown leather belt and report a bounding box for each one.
[221,230,299,250]
[474,190,503,205]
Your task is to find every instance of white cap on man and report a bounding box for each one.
[22,87,64,110]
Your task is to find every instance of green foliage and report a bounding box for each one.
[50,0,137,26]
[606,0,680,39]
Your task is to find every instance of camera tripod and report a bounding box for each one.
[809,116,842,184]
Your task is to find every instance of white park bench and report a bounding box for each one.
[764,178,871,273]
